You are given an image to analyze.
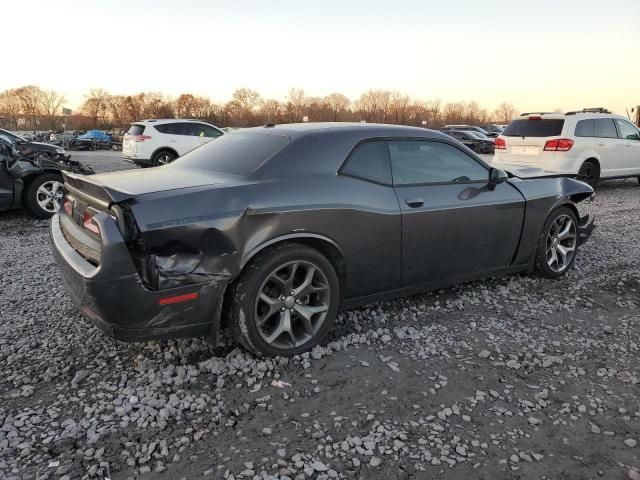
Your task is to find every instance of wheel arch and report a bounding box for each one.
[239,233,347,293]
[151,146,179,161]
[21,170,63,203]
[214,233,347,345]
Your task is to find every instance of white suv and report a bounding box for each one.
[492,108,640,186]
[122,119,224,167]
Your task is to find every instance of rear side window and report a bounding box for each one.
[127,124,145,136]
[594,119,617,138]
[502,119,564,137]
[574,119,595,137]
[156,122,192,135]
[341,141,391,184]
[172,132,288,176]
[388,140,487,185]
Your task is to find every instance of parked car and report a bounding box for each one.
[0,128,68,161]
[444,130,495,154]
[478,124,503,136]
[122,119,224,167]
[51,123,594,357]
[492,108,640,186]
[0,136,94,218]
[69,130,114,151]
[441,125,495,137]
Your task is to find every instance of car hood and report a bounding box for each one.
[63,166,242,204]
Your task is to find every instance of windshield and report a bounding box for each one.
[171,131,289,176]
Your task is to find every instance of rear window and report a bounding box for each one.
[127,124,145,136]
[172,132,289,176]
[502,119,564,137]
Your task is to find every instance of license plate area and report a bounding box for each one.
[511,146,541,155]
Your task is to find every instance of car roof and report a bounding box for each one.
[135,118,215,125]
[241,122,447,139]
[513,112,626,121]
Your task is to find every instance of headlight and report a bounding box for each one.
[55,148,65,154]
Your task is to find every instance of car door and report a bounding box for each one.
[614,119,640,175]
[388,139,525,287]
[594,118,623,177]
[0,145,14,209]
[165,122,201,156]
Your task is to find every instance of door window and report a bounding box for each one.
[341,141,391,184]
[190,123,223,138]
[614,119,640,140]
[594,119,618,138]
[388,140,487,185]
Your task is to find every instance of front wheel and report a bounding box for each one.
[534,207,579,279]
[226,243,340,357]
[24,173,64,219]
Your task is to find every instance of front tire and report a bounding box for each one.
[24,173,64,219]
[152,150,177,167]
[534,207,579,279]
[226,243,340,357]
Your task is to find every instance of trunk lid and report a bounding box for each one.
[62,167,237,205]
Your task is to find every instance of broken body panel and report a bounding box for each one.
[0,143,94,210]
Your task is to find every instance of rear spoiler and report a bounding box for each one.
[62,171,134,207]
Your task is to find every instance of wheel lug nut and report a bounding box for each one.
[280,296,285,301]
[281,307,285,311]
[290,291,295,296]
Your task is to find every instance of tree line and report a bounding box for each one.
[0,85,520,131]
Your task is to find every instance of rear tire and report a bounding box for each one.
[226,243,340,357]
[24,173,64,219]
[577,159,599,187]
[534,206,579,279]
[152,150,176,167]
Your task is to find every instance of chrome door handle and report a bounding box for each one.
[405,197,424,208]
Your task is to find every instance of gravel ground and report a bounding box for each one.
[1,151,639,480]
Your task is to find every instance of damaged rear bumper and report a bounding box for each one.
[578,214,595,246]
[49,213,228,342]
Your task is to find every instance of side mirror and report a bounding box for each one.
[488,167,508,190]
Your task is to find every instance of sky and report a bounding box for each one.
[4,0,640,115]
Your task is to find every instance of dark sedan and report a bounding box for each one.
[443,130,495,154]
[50,123,594,357]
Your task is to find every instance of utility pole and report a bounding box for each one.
[635,106,640,127]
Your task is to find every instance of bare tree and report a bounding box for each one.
[324,93,350,121]
[389,91,411,124]
[226,88,262,126]
[81,88,110,127]
[0,90,22,129]
[286,88,307,122]
[494,102,518,124]
[39,89,66,129]
[14,86,44,130]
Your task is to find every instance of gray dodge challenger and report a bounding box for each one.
[50,123,594,356]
